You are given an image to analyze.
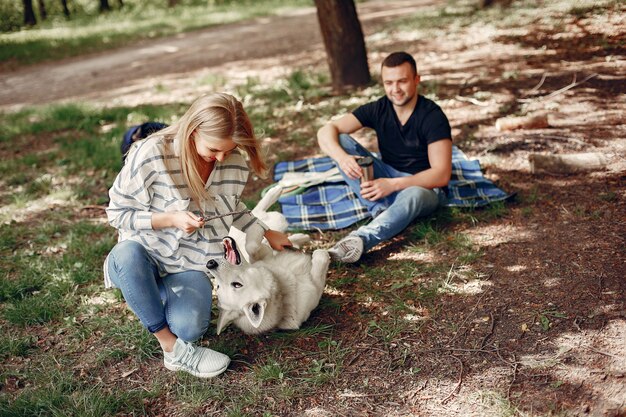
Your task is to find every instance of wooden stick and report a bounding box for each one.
[441,355,464,404]
[454,95,490,107]
[523,73,547,96]
[518,73,597,103]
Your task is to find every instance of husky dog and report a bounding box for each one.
[208,184,330,335]
[206,237,330,335]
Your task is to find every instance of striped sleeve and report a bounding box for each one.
[106,139,161,231]
[233,199,269,234]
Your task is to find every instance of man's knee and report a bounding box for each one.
[399,186,439,214]
[338,134,359,153]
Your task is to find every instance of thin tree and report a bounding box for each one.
[23,0,37,26]
[38,0,47,20]
[99,0,111,12]
[168,0,179,7]
[60,0,70,18]
[314,0,370,92]
[480,0,511,7]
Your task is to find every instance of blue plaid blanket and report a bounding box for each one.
[274,146,513,231]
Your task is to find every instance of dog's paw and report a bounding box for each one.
[312,249,330,264]
[288,233,311,248]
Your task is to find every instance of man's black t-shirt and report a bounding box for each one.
[352,95,451,174]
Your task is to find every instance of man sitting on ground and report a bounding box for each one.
[317,51,452,263]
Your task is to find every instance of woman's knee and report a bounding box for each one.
[169,311,210,342]
[107,240,156,287]
[109,240,148,266]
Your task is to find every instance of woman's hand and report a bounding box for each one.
[264,229,292,251]
[153,211,204,233]
[172,211,204,233]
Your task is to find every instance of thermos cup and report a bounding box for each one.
[357,156,374,183]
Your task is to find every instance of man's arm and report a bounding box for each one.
[360,139,452,201]
[317,114,365,180]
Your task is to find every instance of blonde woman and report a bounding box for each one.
[104,93,290,378]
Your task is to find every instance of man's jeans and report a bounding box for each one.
[337,134,446,252]
[107,240,212,342]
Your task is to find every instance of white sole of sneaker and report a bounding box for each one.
[164,359,230,378]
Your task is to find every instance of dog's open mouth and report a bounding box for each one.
[223,237,241,266]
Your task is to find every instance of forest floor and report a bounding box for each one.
[0,0,624,416]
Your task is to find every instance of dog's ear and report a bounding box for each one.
[216,309,240,335]
[243,300,266,329]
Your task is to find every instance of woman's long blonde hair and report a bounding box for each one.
[158,93,267,204]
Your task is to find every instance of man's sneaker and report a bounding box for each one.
[328,235,364,263]
[163,339,230,378]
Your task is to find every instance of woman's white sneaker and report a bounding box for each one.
[163,339,230,378]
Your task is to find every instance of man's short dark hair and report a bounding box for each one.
[381,52,417,76]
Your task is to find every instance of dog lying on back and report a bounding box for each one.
[207,185,330,335]
[207,240,329,335]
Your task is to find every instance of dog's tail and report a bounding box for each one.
[252,185,283,216]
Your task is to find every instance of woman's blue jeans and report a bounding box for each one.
[107,240,213,342]
[338,134,446,252]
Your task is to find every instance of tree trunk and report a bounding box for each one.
[480,0,511,7]
[117,0,124,8]
[23,0,37,26]
[314,0,370,92]
[60,0,70,18]
[99,0,111,12]
[168,0,179,7]
[38,0,47,20]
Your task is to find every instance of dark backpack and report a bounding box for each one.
[121,122,168,164]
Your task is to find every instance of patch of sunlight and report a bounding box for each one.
[519,320,626,413]
[464,224,535,248]
[44,242,68,255]
[403,368,514,416]
[543,276,562,288]
[0,188,76,224]
[137,44,179,56]
[50,269,72,284]
[303,407,332,417]
[505,264,527,272]
[519,344,574,369]
[454,279,494,295]
[323,287,347,297]
[466,389,520,417]
[389,251,438,263]
[84,292,118,306]
[402,313,428,322]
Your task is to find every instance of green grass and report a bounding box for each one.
[0,334,37,360]
[0,0,313,67]
[0,366,153,416]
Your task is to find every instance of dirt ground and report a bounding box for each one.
[2,0,624,415]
